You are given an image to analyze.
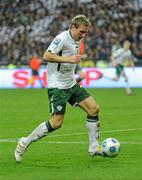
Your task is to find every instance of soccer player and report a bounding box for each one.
[111,40,135,95]
[29,54,44,88]
[14,15,104,162]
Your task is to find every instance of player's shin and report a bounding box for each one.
[86,115,100,153]
[14,121,56,162]
[125,79,132,95]
[24,121,55,145]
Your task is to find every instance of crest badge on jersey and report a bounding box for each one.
[57,105,62,111]
[53,38,61,46]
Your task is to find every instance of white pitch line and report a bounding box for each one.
[40,141,142,145]
[121,142,142,145]
[0,139,17,142]
[0,139,142,145]
[0,127,142,143]
[42,141,87,144]
[48,127,142,138]
[102,127,142,133]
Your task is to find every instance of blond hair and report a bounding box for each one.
[70,15,91,28]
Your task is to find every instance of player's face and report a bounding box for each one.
[71,24,89,41]
[124,41,131,49]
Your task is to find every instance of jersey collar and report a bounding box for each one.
[68,30,80,45]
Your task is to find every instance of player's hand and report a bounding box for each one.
[112,61,118,67]
[68,55,82,63]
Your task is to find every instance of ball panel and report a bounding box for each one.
[109,146,116,153]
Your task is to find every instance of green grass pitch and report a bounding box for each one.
[0,88,142,180]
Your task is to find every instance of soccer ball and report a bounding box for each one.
[101,138,120,158]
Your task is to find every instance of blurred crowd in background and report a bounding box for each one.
[0,0,142,67]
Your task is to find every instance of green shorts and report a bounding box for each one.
[47,83,90,115]
[116,64,124,76]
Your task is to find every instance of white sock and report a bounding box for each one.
[24,122,48,145]
[125,80,132,94]
[86,120,100,152]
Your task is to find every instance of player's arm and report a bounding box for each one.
[129,53,135,67]
[76,72,85,83]
[43,51,82,64]
[126,59,135,67]
[125,51,135,69]
[75,65,85,82]
[43,35,82,64]
[128,57,135,71]
[111,54,118,67]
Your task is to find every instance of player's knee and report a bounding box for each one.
[50,116,63,129]
[88,104,100,116]
[53,125,62,129]
[52,121,62,129]
[113,77,119,81]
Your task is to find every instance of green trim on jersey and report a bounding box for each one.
[69,30,74,40]
[57,63,61,71]
[69,31,80,45]
[47,83,90,115]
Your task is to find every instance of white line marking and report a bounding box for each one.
[0,127,142,143]
[0,139,17,142]
[0,139,142,145]
[121,142,142,145]
[48,127,142,138]
[41,141,142,145]
[42,141,87,144]
[102,127,142,133]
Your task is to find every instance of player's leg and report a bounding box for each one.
[39,77,44,88]
[112,74,119,81]
[103,66,120,81]
[22,115,64,144]
[14,88,67,162]
[29,76,34,87]
[69,84,103,157]
[122,72,132,95]
[29,70,36,87]
[112,65,122,81]
[14,115,64,162]
[78,96,102,156]
[36,70,44,88]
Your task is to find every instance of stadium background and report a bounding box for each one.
[0,1,142,180]
[0,0,142,89]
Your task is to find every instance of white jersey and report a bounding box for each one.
[113,48,132,65]
[46,30,80,89]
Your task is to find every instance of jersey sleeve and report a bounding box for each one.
[47,35,65,54]
[128,50,132,58]
[113,49,122,58]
